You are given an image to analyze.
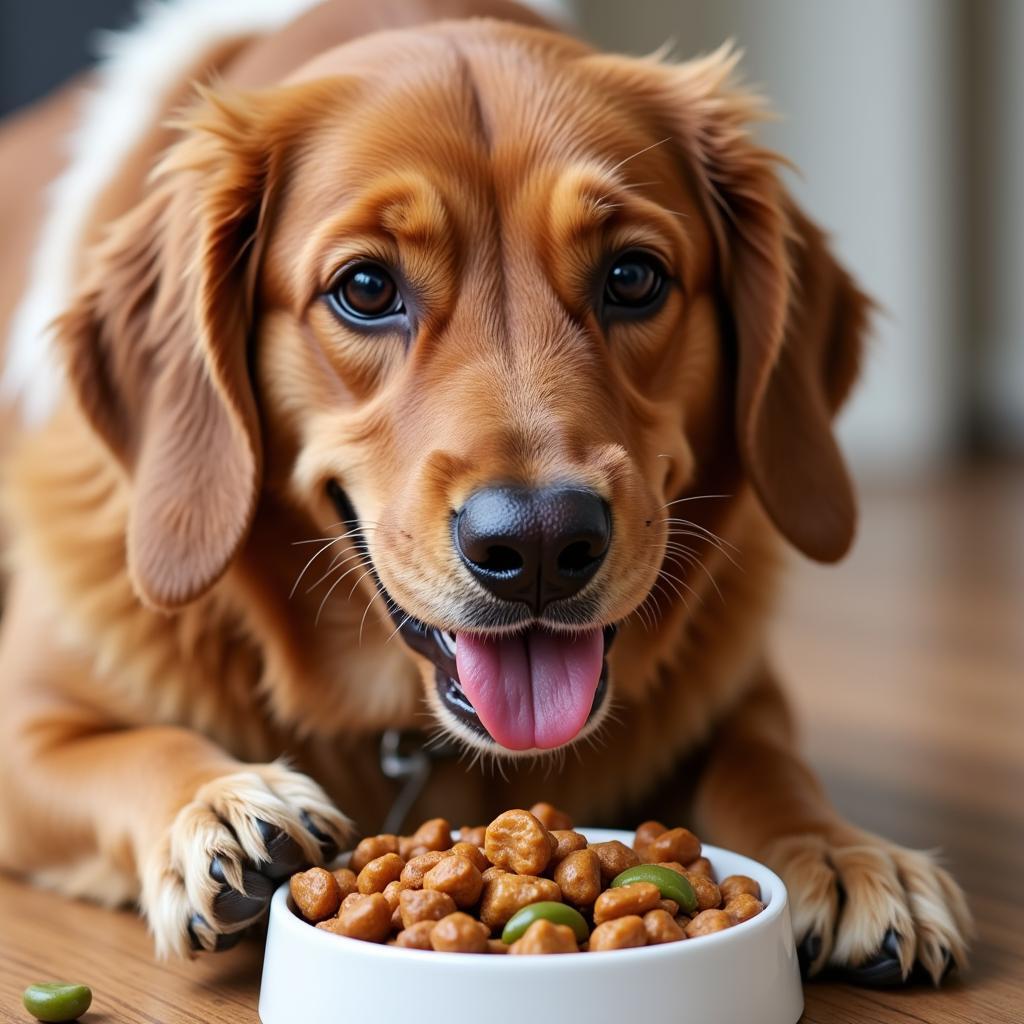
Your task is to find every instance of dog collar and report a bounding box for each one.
[378,728,461,834]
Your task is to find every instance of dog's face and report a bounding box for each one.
[60,23,867,754]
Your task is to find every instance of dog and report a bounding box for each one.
[0,0,970,980]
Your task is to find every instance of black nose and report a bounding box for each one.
[454,486,611,613]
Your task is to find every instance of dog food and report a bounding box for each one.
[288,804,764,954]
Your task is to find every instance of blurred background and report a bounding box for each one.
[2,0,1022,477]
[580,0,1024,476]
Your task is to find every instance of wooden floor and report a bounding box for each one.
[1,466,1021,1023]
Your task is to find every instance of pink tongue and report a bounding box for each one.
[454,628,604,750]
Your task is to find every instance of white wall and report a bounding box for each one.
[578,0,966,474]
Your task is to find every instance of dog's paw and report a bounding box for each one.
[762,830,973,987]
[141,762,353,957]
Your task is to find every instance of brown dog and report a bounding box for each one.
[0,0,969,979]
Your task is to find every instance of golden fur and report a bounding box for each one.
[0,0,969,976]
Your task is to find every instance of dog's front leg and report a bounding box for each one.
[0,588,352,957]
[693,667,972,984]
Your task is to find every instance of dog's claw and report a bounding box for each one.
[840,928,907,988]
[797,933,822,978]
[209,854,275,924]
[255,819,308,879]
[187,914,245,953]
[301,810,339,862]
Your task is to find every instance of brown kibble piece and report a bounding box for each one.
[381,879,404,911]
[350,834,400,873]
[528,802,574,832]
[459,825,486,847]
[643,908,685,944]
[648,828,701,866]
[449,841,489,872]
[487,939,510,954]
[481,865,506,882]
[687,857,714,880]
[725,893,764,924]
[589,915,648,951]
[479,873,562,928]
[399,887,457,927]
[410,818,453,853]
[485,810,555,876]
[633,820,668,859]
[659,898,679,916]
[590,840,640,882]
[394,920,436,949]
[719,874,762,902]
[685,909,732,938]
[683,870,722,911]
[549,829,588,864]
[400,850,449,889]
[331,867,358,899]
[341,891,366,913]
[509,919,579,954]
[398,838,429,861]
[593,881,661,924]
[430,912,490,953]
[357,852,405,894]
[424,855,483,909]
[290,867,341,922]
[329,892,393,942]
[316,917,348,935]
[657,861,687,876]
[554,848,602,906]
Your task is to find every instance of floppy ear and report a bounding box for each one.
[56,92,274,609]
[586,45,870,561]
[671,46,871,562]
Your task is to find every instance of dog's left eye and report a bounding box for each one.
[604,251,666,310]
[327,262,405,322]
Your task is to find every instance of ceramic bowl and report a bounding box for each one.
[259,828,803,1024]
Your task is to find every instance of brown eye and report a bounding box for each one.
[604,251,666,309]
[328,262,404,322]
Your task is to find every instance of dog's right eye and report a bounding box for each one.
[326,262,405,323]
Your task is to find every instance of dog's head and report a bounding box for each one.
[58,22,867,753]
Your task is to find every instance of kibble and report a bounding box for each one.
[291,805,765,954]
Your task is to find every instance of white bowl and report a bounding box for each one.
[259,828,803,1024]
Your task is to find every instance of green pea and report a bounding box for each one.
[22,982,92,1023]
[501,901,590,945]
[611,864,697,914]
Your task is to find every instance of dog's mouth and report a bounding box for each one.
[325,480,615,752]
[392,614,615,751]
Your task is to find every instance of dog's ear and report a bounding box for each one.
[57,91,282,609]
[673,46,870,562]
[585,46,870,562]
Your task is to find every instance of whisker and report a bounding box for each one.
[662,515,740,553]
[359,582,390,646]
[657,494,731,511]
[291,524,379,546]
[347,564,380,602]
[657,566,703,608]
[289,526,373,597]
[606,136,672,176]
[663,521,742,566]
[383,614,412,647]
[289,538,344,599]
[662,544,725,604]
[304,548,368,595]
[314,555,371,626]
